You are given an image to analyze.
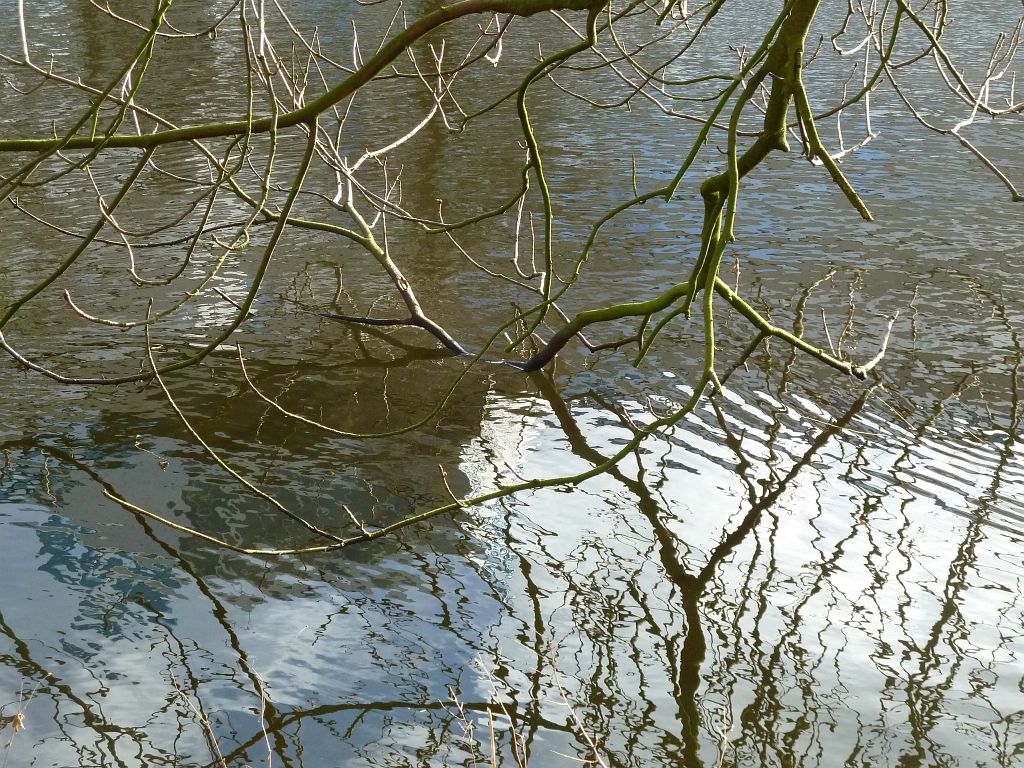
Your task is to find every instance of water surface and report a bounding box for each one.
[1,2,1023,766]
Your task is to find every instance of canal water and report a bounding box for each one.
[1,2,1023,766]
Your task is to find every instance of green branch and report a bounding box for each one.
[0,0,608,154]
[520,280,692,371]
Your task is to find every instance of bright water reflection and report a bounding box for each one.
[1,2,1024,767]
[3,322,1024,766]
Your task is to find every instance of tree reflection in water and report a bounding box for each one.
[2,265,1023,767]
[0,2,1022,759]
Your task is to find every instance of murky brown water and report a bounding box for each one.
[1,2,1023,766]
